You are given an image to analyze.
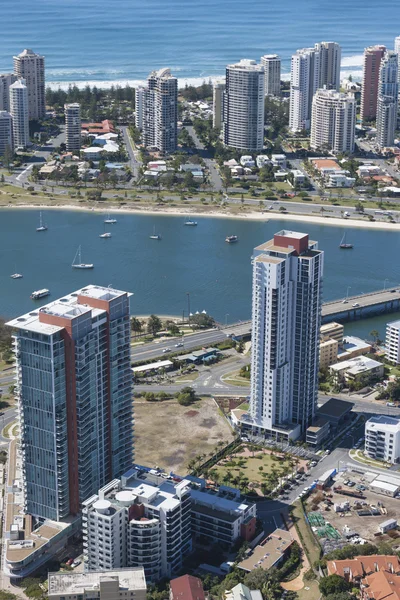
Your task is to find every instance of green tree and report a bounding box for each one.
[131,317,143,337]
[176,386,197,406]
[146,314,162,336]
[189,313,215,329]
[370,329,380,343]
[319,575,351,597]
[1,143,14,172]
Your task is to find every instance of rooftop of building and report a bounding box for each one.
[226,583,263,600]
[366,415,400,431]
[337,336,372,358]
[387,320,400,330]
[170,574,205,600]
[317,397,354,418]
[237,529,293,572]
[6,285,130,333]
[190,488,251,523]
[48,568,147,595]
[228,59,264,71]
[327,554,400,579]
[311,158,341,171]
[307,417,329,433]
[321,321,343,332]
[362,569,400,600]
[330,355,383,373]
[15,48,44,58]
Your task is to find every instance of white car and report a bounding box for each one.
[162,348,171,353]
[174,343,183,348]
[352,303,359,307]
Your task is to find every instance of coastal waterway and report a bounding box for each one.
[1,210,400,339]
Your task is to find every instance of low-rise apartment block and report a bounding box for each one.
[365,416,400,464]
[386,320,400,365]
[321,322,344,342]
[320,338,339,369]
[48,568,147,600]
[237,528,293,573]
[83,467,192,583]
[329,356,384,387]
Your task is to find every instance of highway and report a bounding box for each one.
[322,287,400,318]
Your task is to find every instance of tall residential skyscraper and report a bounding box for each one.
[249,231,324,440]
[360,45,386,122]
[7,285,134,521]
[260,54,281,97]
[377,51,399,148]
[9,78,29,149]
[395,36,400,83]
[289,42,341,132]
[0,111,13,155]
[141,68,177,154]
[223,59,265,151]
[135,86,145,131]
[212,80,225,129]
[310,89,356,154]
[64,103,81,151]
[0,73,17,111]
[13,49,45,120]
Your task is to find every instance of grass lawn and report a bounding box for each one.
[221,370,250,387]
[350,448,391,469]
[2,420,17,439]
[237,402,249,410]
[134,397,233,473]
[296,580,320,600]
[214,450,293,486]
[174,372,199,383]
[291,501,321,566]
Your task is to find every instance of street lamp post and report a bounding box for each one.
[346,286,351,300]
[384,278,389,290]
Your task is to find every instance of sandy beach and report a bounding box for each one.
[2,201,400,231]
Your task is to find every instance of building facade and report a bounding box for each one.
[0,110,13,156]
[248,230,324,440]
[9,78,29,149]
[0,73,17,111]
[141,68,177,154]
[7,285,134,522]
[310,89,356,154]
[213,81,225,129]
[48,569,147,600]
[365,416,400,464]
[260,55,281,97]
[64,103,81,152]
[135,87,145,131]
[361,45,386,122]
[13,49,45,120]
[289,42,341,132]
[376,51,399,149]
[395,36,400,83]
[82,467,192,582]
[386,320,400,364]
[223,59,265,151]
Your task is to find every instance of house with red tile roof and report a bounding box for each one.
[327,555,400,583]
[170,575,206,600]
[361,569,400,600]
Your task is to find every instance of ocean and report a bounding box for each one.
[0,0,398,89]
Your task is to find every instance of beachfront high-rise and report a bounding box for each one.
[260,54,281,97]
[64,103,81,152]
[289,41,341,132]
[248,231,324,440]
[0,111,13,156]
[212,80,225,129]
[360,45,386,122]
[376,51,399,149]
[7,285,134,521]
[0,73,17,112]
[223,59,265,151]
[141,68,178,154]
[310,89,356,154]
[135,86,145,131]
[13,49,45,120]
[9,78,29,150]
[395,36,400,84]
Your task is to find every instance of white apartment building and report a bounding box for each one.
[9,79,29,149]
[213,80,225,129]
[141,68,177,154]
[247,230,324,440]
[82,467,192,583]
[289,42,341,132]
[395,36,400,83]
[310,89,356,154]
[0,73,17,111]
[386,320,400,364]
[135,86,145,131]
[13,49,45,120]
[64,103,81,152]
[377,51,399,149]
[48,569,147,600]
[0,111,13,155]
[365,416,400,464]
[261,54,281,97]
[223,59,265,151]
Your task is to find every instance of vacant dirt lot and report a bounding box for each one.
[134,397,233,474]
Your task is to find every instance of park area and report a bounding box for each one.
[133,396,233,474]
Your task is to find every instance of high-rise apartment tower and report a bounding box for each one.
[9,78,29,149]
[0,73,17,111]
[0,111,13,155]
[360,45,386,122]
[64,103,81,152]
[310,88,356,153]
[260,54,281,97]
[7,285,134,521]
[13,49,45,120]
[376,51,399,148]
[141,68,177,154]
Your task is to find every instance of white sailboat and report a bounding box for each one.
[99,223,112,238]
[10,273,23,279]
[36,211,48,232]
[104,213,117,224]
[149,226,161,240]
[72,245,94,269]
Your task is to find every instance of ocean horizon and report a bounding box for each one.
[0,0,398,89]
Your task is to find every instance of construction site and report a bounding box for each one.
[304,467,400,555]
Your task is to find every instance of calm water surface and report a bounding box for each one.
[1,210,400,327]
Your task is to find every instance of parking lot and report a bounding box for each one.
[304,467,400,554]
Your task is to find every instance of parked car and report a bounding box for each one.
[72,560,81,568]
